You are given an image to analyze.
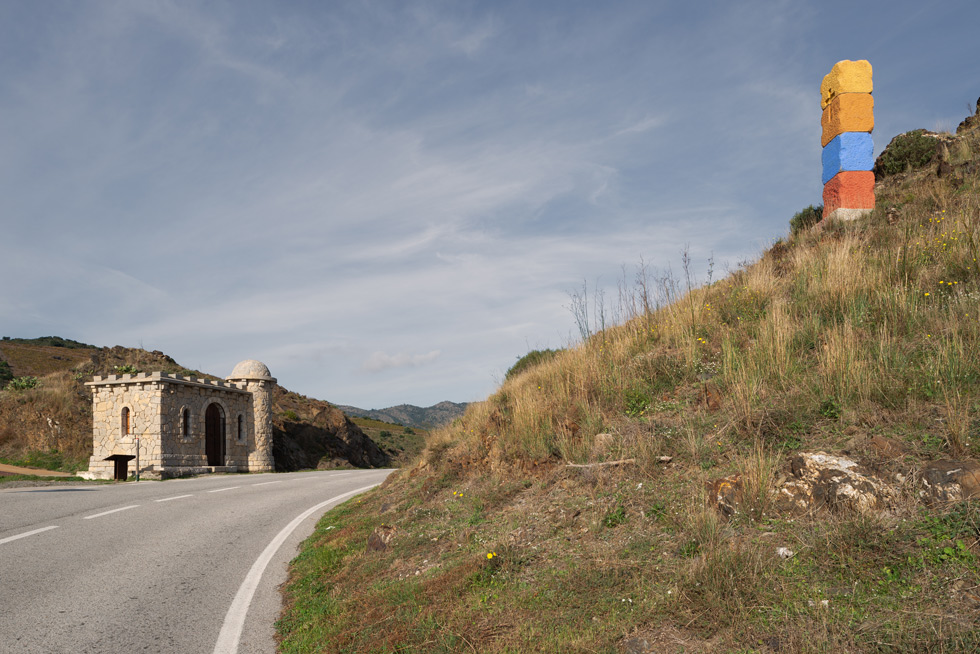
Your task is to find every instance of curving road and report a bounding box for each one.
[0,469,392,653]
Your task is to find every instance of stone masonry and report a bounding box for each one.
[82,359,276,480]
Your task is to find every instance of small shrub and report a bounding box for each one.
[874,129,937,179]
[505,348,561,381]
[283,409,299,421]
[113,364,138,375]
[0,360,13,389]
[819,398,841,420]
[647,500,667,521]
[623,388,650,417]
[603,504,628,528]
[379,430,392,439]
[6,376,39,391]
[403,426,415,435]
[790,204,823,235]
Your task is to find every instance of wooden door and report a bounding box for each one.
[205,404,224,466]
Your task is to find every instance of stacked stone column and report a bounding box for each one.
[821,60,874,221]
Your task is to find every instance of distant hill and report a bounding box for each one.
[336,401,469,429]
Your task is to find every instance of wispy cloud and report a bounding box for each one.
[363,350,442,373]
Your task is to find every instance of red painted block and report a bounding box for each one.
[823,170,875,217]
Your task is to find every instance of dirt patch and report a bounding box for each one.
[0,463,72,477]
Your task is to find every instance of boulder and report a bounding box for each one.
[706,474,742,518]
[774,452,894,515]
[919,460,980,503]
[367,524,397,552]
[591,432,615,460]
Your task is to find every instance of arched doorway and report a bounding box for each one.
[205,403,225,466]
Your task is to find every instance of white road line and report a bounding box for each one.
[83,505,139,520]
[155,494,194,503]
[208,486,240,493]
[0,525,59,545]
[252,481,282,487]
[212,482,381,654]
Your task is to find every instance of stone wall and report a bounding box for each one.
[85,372,252,479]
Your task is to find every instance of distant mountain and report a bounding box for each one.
[336,401,469,429]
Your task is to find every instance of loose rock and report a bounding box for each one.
[919,460,980,503]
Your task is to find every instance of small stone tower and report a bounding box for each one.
[227,359,276,472]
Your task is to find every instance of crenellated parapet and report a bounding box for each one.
[87,371,249,392]
[821,60,875,222]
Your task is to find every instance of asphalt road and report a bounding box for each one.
[0,469,393,654]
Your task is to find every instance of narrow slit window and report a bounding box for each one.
[181,408,190,438]
[237,415,244,442]
[121,407,131,436]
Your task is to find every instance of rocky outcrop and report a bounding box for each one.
[273,387,389,471]
[774,452,895,516]
[367,524,396,552]
[956,97,980,135]
[706,474,743,518]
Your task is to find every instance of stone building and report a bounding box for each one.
[81,359,276,480]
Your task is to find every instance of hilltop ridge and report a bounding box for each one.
[336,400,469,430]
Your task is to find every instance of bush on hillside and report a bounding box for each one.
[874,129,937,179]
[505,348,562,381]
[0,360,13,389]
[789,204,823,235]
[6,376,40,391]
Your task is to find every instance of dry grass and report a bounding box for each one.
[277,126,980,652]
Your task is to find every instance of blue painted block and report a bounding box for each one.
[822,132,874,185]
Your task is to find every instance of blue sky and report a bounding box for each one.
[2,1,977,408]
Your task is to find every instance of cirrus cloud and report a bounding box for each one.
[363,350,442,373]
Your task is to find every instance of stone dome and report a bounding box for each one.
[227,359,275,381]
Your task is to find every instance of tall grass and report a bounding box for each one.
[422,159,980,472]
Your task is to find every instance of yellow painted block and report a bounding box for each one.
[820,59,872,109]
[821,93,874,146]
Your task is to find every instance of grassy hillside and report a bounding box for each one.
[349,416,429,466]
[277,114,980,652]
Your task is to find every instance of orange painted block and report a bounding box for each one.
[820,59,873,109]
[821,93,874,146]
[823,170,875,217]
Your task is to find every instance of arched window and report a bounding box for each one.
[237,414,245,442]
[181,408,190,438]
[121,407,131,436]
